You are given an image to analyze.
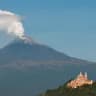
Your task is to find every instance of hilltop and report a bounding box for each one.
[43,73,96,96]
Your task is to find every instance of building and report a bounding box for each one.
[67,72,93,88]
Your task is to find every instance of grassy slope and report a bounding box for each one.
[44,81,96,96]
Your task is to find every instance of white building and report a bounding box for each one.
[67,72,93,88]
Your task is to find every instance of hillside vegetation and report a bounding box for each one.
[43,81,96,96]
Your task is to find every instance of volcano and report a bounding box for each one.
[0,36,96,96]
[0,36,94,68]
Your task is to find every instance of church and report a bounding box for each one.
[67,72,93,88]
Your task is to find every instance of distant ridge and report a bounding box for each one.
[0,35,95,68]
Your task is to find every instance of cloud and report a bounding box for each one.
[0,10,24,39]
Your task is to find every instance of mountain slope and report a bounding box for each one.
[0,37,94,66]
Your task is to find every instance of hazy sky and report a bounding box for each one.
[0,0,96,61]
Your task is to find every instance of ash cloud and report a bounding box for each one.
[0,10,25,39]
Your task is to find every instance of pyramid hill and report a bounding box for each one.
[43,72,96,96]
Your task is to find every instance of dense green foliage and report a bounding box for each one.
[44,81,96,96]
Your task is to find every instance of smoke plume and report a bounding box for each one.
[0,10,24,39]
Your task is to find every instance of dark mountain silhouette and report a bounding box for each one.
[0,36,94,67]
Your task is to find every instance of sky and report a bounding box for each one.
[0,0,96,61]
